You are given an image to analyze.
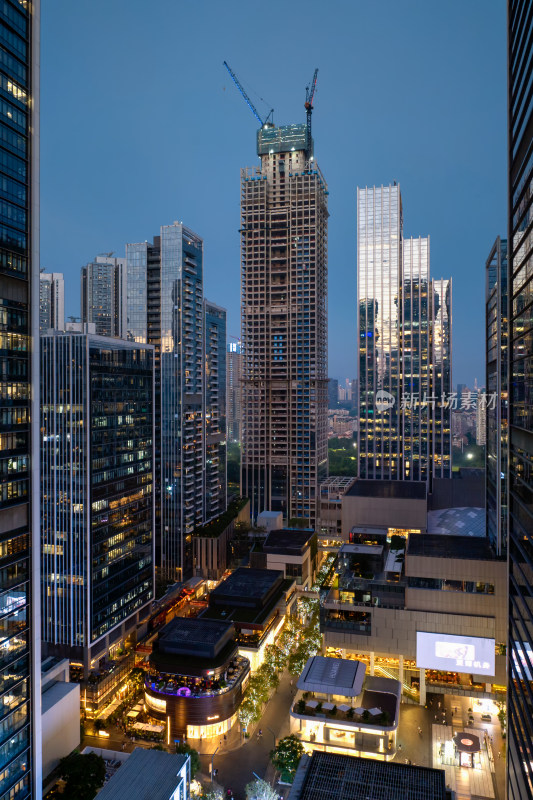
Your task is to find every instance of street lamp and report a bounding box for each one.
[211,745,219,784]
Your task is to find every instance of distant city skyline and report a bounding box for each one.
[40,1,506,385]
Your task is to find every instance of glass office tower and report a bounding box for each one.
[431,277,452,479]
[358,185,402,480]
[507,1,533,796]
[240,123,328,526]
[485,238,507,557]
[357,185,452,485]
[0,1,40,797]
[40,332,154,675]
[400,236,430,481]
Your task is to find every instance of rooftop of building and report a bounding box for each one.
[263,528,316,552]
[290,751,447,800]
[192,496,249,538]
[320,476,356,493]
[202,575,295,630]
[297,656,367,697]
[40,329,153,350]
[158,617,233,650]
[427,507,486,537]
[209,566,284,603]
[95,748,188,800]
[407,532,495,560]
[257,510,283,520]
[345,479,427,500]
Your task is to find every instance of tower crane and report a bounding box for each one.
[223,61,274,126]
[305,68,318,148]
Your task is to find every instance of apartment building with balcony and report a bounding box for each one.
[126,224,227,580]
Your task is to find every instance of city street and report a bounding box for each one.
[81,683,507,800]
[194,668,296,799]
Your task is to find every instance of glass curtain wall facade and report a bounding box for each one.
[204,301,227,521]
[431,278,452,479]
[81,256,126,338]
[241,124,328,526]
[126,223,207,581]
[0,1,40,797]
[358,185,402,480]
[38,272,63,333]
[357,185,452,484]
[401,237,430,481]
[40,333,154,673]
[507,1,533,796]
[486,238,508,557]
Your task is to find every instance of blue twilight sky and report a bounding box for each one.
[41,0,506,385]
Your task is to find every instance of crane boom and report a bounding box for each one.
[305,68,318,154]
[224,61,264,126]
[306,68,318,108]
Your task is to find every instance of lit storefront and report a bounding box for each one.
[145,616,249,739]
[290,656,401,761]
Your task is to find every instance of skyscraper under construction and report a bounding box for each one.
[240,119,328,526]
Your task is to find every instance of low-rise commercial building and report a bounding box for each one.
[41,658,80,782]
[250,529,318,589]
[321,534,506,703]
[95,747,190,800]
[341,480,427,538]
[318,477,356,542]
[192,497,250,581]
[290,751,447,800]
[145,617,250,740]
[201,567,297,669]
[290,656,401,760]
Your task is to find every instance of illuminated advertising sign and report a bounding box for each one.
[416,632,495,676]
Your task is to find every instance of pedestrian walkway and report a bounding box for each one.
[431,723,495,799]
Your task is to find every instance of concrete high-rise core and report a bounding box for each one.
[240,122,328,526]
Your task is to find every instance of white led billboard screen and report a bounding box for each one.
[416,632,495,676]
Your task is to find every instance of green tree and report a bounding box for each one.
[129,667,145,689]
[59,752,106,800]
[270,734,304,782]
[175,742,201,778]
[245,778,279,799]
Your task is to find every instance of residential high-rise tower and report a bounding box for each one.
[39,271,64,332]
[240,123,328,526]
[0,2,41,796]
[204,300,227,521]
[507,1,533,795]
[126,223,226,580]
[81,255,125,338]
